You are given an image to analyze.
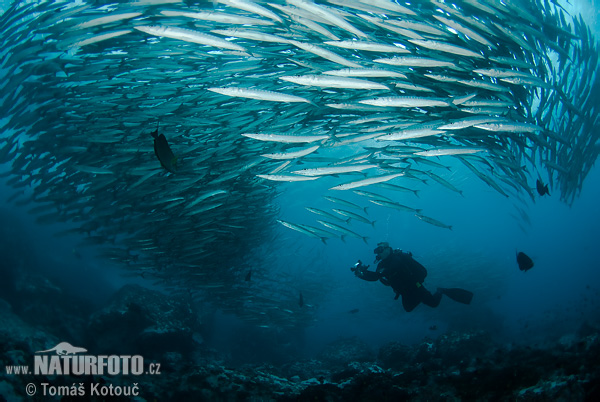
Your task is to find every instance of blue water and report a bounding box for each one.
[3,156,598,359]
[1,0,599,368]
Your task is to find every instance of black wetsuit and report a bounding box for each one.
[357,250,442,312]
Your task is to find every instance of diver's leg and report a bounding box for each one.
[401,293,421,312]
[420,287,442,308]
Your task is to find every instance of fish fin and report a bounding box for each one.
[363,206,369,215]
[448,225,453,231]
[340,235,347,243]
[413,190,420,198]
[370,220,376,228]
[320,237,328,245]
[362,236,369,244]
[439,288,473,304]
[415,208,423,213]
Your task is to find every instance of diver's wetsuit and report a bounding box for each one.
[357,250,442,312]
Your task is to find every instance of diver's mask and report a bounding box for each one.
[374,242,391,262]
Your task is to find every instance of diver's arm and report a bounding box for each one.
[355,269,381,281]
[352,261,381,281]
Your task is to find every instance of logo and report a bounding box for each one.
[35,342,87,356]
[33,341,146,376]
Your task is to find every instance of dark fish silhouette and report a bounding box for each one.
[245,270,252,282]
[516,251,534,272]
[429,325,437,331]
[298,292,304,308]
[348,308,360,314]
[536,179,550,196]
[151,122,177,173]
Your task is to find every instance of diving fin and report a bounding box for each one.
[438,288,473,305]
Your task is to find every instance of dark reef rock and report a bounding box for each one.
[86,284,199,358]
[1,273,599,401]
[378,341,413,370]
[318,336,374,367]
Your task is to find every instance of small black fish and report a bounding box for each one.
[536,179,550,196]
[429,325,437,331]
[299,292,304,308]
[245,270,252,282]
[348,308,360,314]
[516,251,534,272]
[151,122,177,173]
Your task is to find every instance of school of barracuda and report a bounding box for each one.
[0,0,598,328]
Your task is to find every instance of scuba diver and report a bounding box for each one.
[352,242,474,312]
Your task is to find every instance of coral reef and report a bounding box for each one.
[1,279,599,401]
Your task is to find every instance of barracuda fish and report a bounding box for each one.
[317,220,368,244]
[279,75,389,90]
[277,219,328,243]
[424,171,463,196]
[374,56,457,68]
[437,116,507,130]
[368,199,421,214]
[73,12,142,29]
[1,0,598,332]
[323,40,409,53]
[375,183,420,197]
[352,189,393,202]
[415,214,453,230]
[70,30,132,48]
[288,0,368,38]
[134,25,247,51]
[458,157,510,198]
[358,0,416,15]
[474,122,543,133]
[289,40,363,68]
[323,68,407,78]
[73,165,114,175]
[473,68,534,78]
[408,39,484,59]
[291,164,377,176]
[324,196,368,213]
[305,207,350,223]
[332,208,375,227]
[289,14,340,41]
[499,76,553,88]
[359,96,450,108]
[358,14,424,39]
[330,173,404,191]
[208,87,311,103]
[432,15,496,49]
[414,148,484,157]
[210,29,290,44]
[159,10,274,25]
[376,121,447,141]
[261,145,319,160]
[257,174,319,182]
[217,0,283,23]
[241,133,328,143]
[393,82,435,93]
